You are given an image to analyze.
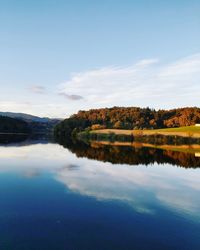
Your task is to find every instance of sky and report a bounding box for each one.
[0,0,200,118]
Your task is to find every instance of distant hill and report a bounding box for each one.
[0,116,30,134]
[0,112,62,133]
[0,112,59,123]
[54,107,200,137]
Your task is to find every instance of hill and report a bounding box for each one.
[0,112,60,123]
[0,116,30,134]
[54,107,200,137]
[0,112,61,133]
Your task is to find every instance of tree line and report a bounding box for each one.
[54,107,200,136]
[0,115,60,134]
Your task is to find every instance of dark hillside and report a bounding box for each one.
[0,116,30,133]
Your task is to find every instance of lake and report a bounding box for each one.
[0,136,200,249]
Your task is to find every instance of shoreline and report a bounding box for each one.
[89,140,200,155]
[90,127,200,138]
[0,132,29,135]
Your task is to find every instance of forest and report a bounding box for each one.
[54,107,200,137]
[0,116,30,133]
[0,114,60,134]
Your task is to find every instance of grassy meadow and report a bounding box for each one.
[90,126,200,138]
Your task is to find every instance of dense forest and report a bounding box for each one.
[54,107,200,136]
[0,116,30,133]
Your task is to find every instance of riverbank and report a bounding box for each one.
[90,126,200,138]
[90,140,200,155]
[78,126,200,145]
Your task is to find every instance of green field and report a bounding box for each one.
[90,125,200,138]
[154,126,200,133]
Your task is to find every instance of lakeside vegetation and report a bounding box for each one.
[54,107,200,148]
[54,107,200,138]
[90,125,200,136]
[79,130,200,147]
[81,125,200,144]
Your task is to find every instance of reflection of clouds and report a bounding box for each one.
[157,190,199,217]
[0,143,200,220]
[23,169,41,178]
[57,163,156,215]
[61,164,80,171]
[0,150,28,158]
[56,161,200,219]
[0,143,77,174]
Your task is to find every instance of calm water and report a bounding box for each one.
[0,137,200,249]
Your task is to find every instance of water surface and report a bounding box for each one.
[0,137,200,249]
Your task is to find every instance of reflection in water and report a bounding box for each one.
[0,140,200,219]
[0,133,29,144]
[57,138,200,168]
[56,159,200,220]
[0,133,54,146]
[0,137,200,249]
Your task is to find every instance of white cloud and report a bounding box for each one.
[59,93,84,100]
[0,101,65,118]
[59,54,200,113]
[1,54,200,118]
[159,54,200,77]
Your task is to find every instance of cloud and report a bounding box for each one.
[159,54,200,77]
[29,85,46,94]
[1,54,200,118]
[59,54,200,111]
[59,93,83,100]
[0,101,66,118]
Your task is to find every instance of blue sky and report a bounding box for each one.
[0,0,200,117]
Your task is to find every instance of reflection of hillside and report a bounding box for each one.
[56,138,200,169]
[163,150,200,168]
[0,134,29,145]
[0,134,54,147]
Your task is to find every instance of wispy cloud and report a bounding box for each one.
[0,101,65,118]
[29,85,46,94]
[59,93,83,100]
[59,54,200,111]
[1,54,200,118]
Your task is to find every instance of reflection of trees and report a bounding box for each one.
[56,138,200,169]
[0,134,53,146]
[0,134,29,144]
[163,150,200,168]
